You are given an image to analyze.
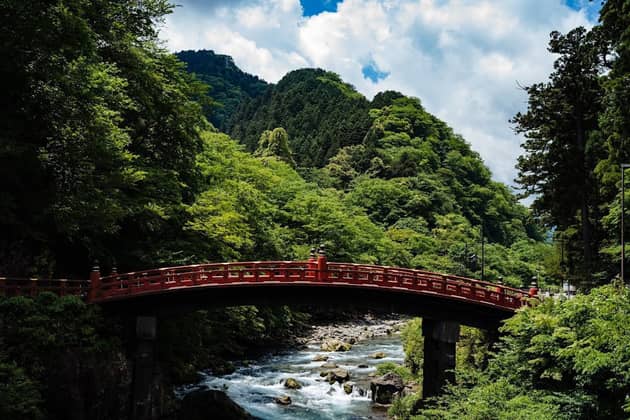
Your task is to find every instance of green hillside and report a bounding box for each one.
[229,68,372,167]
[176,49,269,129]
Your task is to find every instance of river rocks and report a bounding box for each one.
[321,338,352,352]
[313,354,329,362]
[321,362,338,369]
[369,351,386,359]
[325,368,350,384]
[357,364,369,368]
[275,395,292,405]
[284,378,302,389]
[370,372,404,404]
[307,316,407,348]
[179,389,253,420]
[343,381,355,394]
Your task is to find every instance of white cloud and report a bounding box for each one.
[162,0,595,188]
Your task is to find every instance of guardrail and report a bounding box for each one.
[0,260,529,311]
[94,261,526,310]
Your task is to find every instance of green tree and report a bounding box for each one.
[0,0,208,276]
[512,27,607,285]
[255,127,296,166]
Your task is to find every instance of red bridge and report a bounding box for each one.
[0,252,527,327]
[0,250,533,408]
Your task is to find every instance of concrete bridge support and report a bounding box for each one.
[131,316,157,420]
[422,319,460,399]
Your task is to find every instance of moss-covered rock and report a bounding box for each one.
[284,377,302,389]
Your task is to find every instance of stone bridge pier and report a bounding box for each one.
[422,319,461,399]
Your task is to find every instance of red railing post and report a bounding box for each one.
[317,244,328,282]
[88,262,100,302]
[307,248,317,280]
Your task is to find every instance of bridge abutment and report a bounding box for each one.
[131,315,157,420]
[422,319,460,399]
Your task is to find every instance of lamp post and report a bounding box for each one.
[622,164,630,284]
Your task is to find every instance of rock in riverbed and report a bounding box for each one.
[284,378,302,389]
[321,338,352,352]
[369,351,386,359]
[275,395,292,405]
[370,372,404,404]
[313,354,329,361]
[343,381,355,394]
[325,368,350,384]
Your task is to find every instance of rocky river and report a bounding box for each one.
[179,315,409,419]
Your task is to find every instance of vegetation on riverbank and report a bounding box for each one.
[388,284,630,419]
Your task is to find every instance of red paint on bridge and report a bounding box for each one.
[0,257,527,311]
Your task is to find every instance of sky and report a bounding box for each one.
[161,0,602,190]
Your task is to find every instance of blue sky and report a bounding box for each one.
[162,0,600,189]
[300,0,343,16]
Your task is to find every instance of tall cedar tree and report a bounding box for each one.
[512,27,607,285]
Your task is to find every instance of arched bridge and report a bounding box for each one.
[0,253,533,406]
[0,254,528,328]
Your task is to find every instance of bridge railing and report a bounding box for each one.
[0,261,528,311]
[325,263,524,310]
[98,261,315,299]
[94,260,526,310]
[0,277,91,298]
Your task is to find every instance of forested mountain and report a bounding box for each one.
[229,68,372,167]
[226,67,546,283]
[176,49,268,129]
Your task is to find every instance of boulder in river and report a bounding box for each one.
[369,351,386,359]
[284,378,302,389]
[357,364,369,368]
[326,368,350,384]
[370,372,404,404]
[313,354,329,362]
[179,389,253,420]
[343,381,355,394]
[275,395,292,405]
[321,338,352,352]
[321,362,338,369]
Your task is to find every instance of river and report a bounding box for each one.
[181,319,406,419]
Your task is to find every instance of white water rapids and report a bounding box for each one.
[182,333,405,419]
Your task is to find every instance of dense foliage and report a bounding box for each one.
[176,49,268,129]
[0,294,127,420]
[0,0,208,277]
[229,68,373,167]
[406,284,630,419]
